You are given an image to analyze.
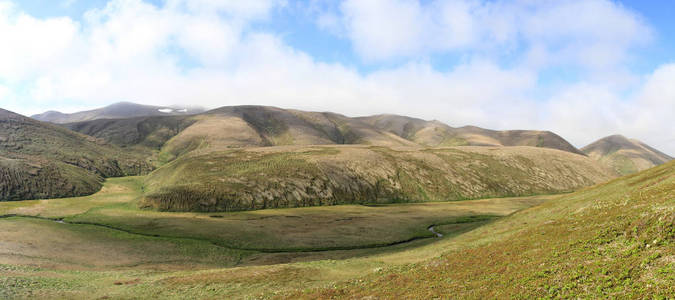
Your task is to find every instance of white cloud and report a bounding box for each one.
[172,0,285,19]
[336,0,485,61]
[539,64,675,154]
[333,0,651,68]
[316,12,341,35]
[0,83,9,99]
[62,0,77,8]
[0,2,80,81]
[626,64,675,151]
[542,84,628,146]
[0,0,672,156]
[340,0,426,61]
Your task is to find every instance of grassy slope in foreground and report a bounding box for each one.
[0,179,550,299]
[142,145,613,212]
[0,108,150,201]
[295,160,675,299]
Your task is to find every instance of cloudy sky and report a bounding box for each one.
[0,0,673,154]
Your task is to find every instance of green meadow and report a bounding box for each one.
[0,175,552,299]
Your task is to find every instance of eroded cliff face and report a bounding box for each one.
[0,108,151,201]
[0,159,102,201]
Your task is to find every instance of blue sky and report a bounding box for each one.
[11,0,675,74]
[0,0,673,153]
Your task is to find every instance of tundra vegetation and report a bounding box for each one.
[0,176,551,298]
[0,104,672,299]
[141,145,613,212]
[5,104,666,204]
[295,160,675,299]
[64,105,588,164]
[0,109,150,201]
[0,160,671,299]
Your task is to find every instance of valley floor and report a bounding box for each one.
[0,176,552,299]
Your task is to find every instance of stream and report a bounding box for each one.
[428,225,443,237]
[1,214,446,253]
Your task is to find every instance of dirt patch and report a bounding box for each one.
[114,278,141,285]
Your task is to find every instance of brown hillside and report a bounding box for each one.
[66,106,582,165]
[65,106,416,164]
[582,134,672,175]
[357,114,585,154]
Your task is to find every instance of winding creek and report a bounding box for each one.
[428,225,443,237]
[0,214,450,254]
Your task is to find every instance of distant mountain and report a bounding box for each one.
[31,102,204,124]
[65,105,416,164]
[581,135,672,175]
[357,114,585,155]
[64,105,584,165]
[0,108,150,201]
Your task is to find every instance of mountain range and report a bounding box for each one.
[1,102,670,204]
[57,103,585,162]
[53,102,669,172]
[31,101,204,124]
[357,114,585,155]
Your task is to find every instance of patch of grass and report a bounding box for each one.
[0,175,558,299]
[292,161,675,299]
[0,176,547,252]
[0,176,144,218]
[67,202,527,251]
[605,152,639,175]
[0,217,245,270]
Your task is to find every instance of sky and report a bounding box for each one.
[0,0,673,154]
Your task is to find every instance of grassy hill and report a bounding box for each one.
[31,102,203,124]
[582,134,672,175]
[295,160,675,299]
[159,106,416,160]
[64,106,586,166]
[64,115,197,166]
[0,108,151,200]
[141,145,613,212]
[64,105,417,164]
[358,114,585,154]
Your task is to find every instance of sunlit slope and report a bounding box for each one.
[0,108,150,200]
[583,134,672,175]
[65,106,584,166]
[296,160,675,299]
[142,145,613,212]
[65,106,414,164]
[358,114,585,154]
